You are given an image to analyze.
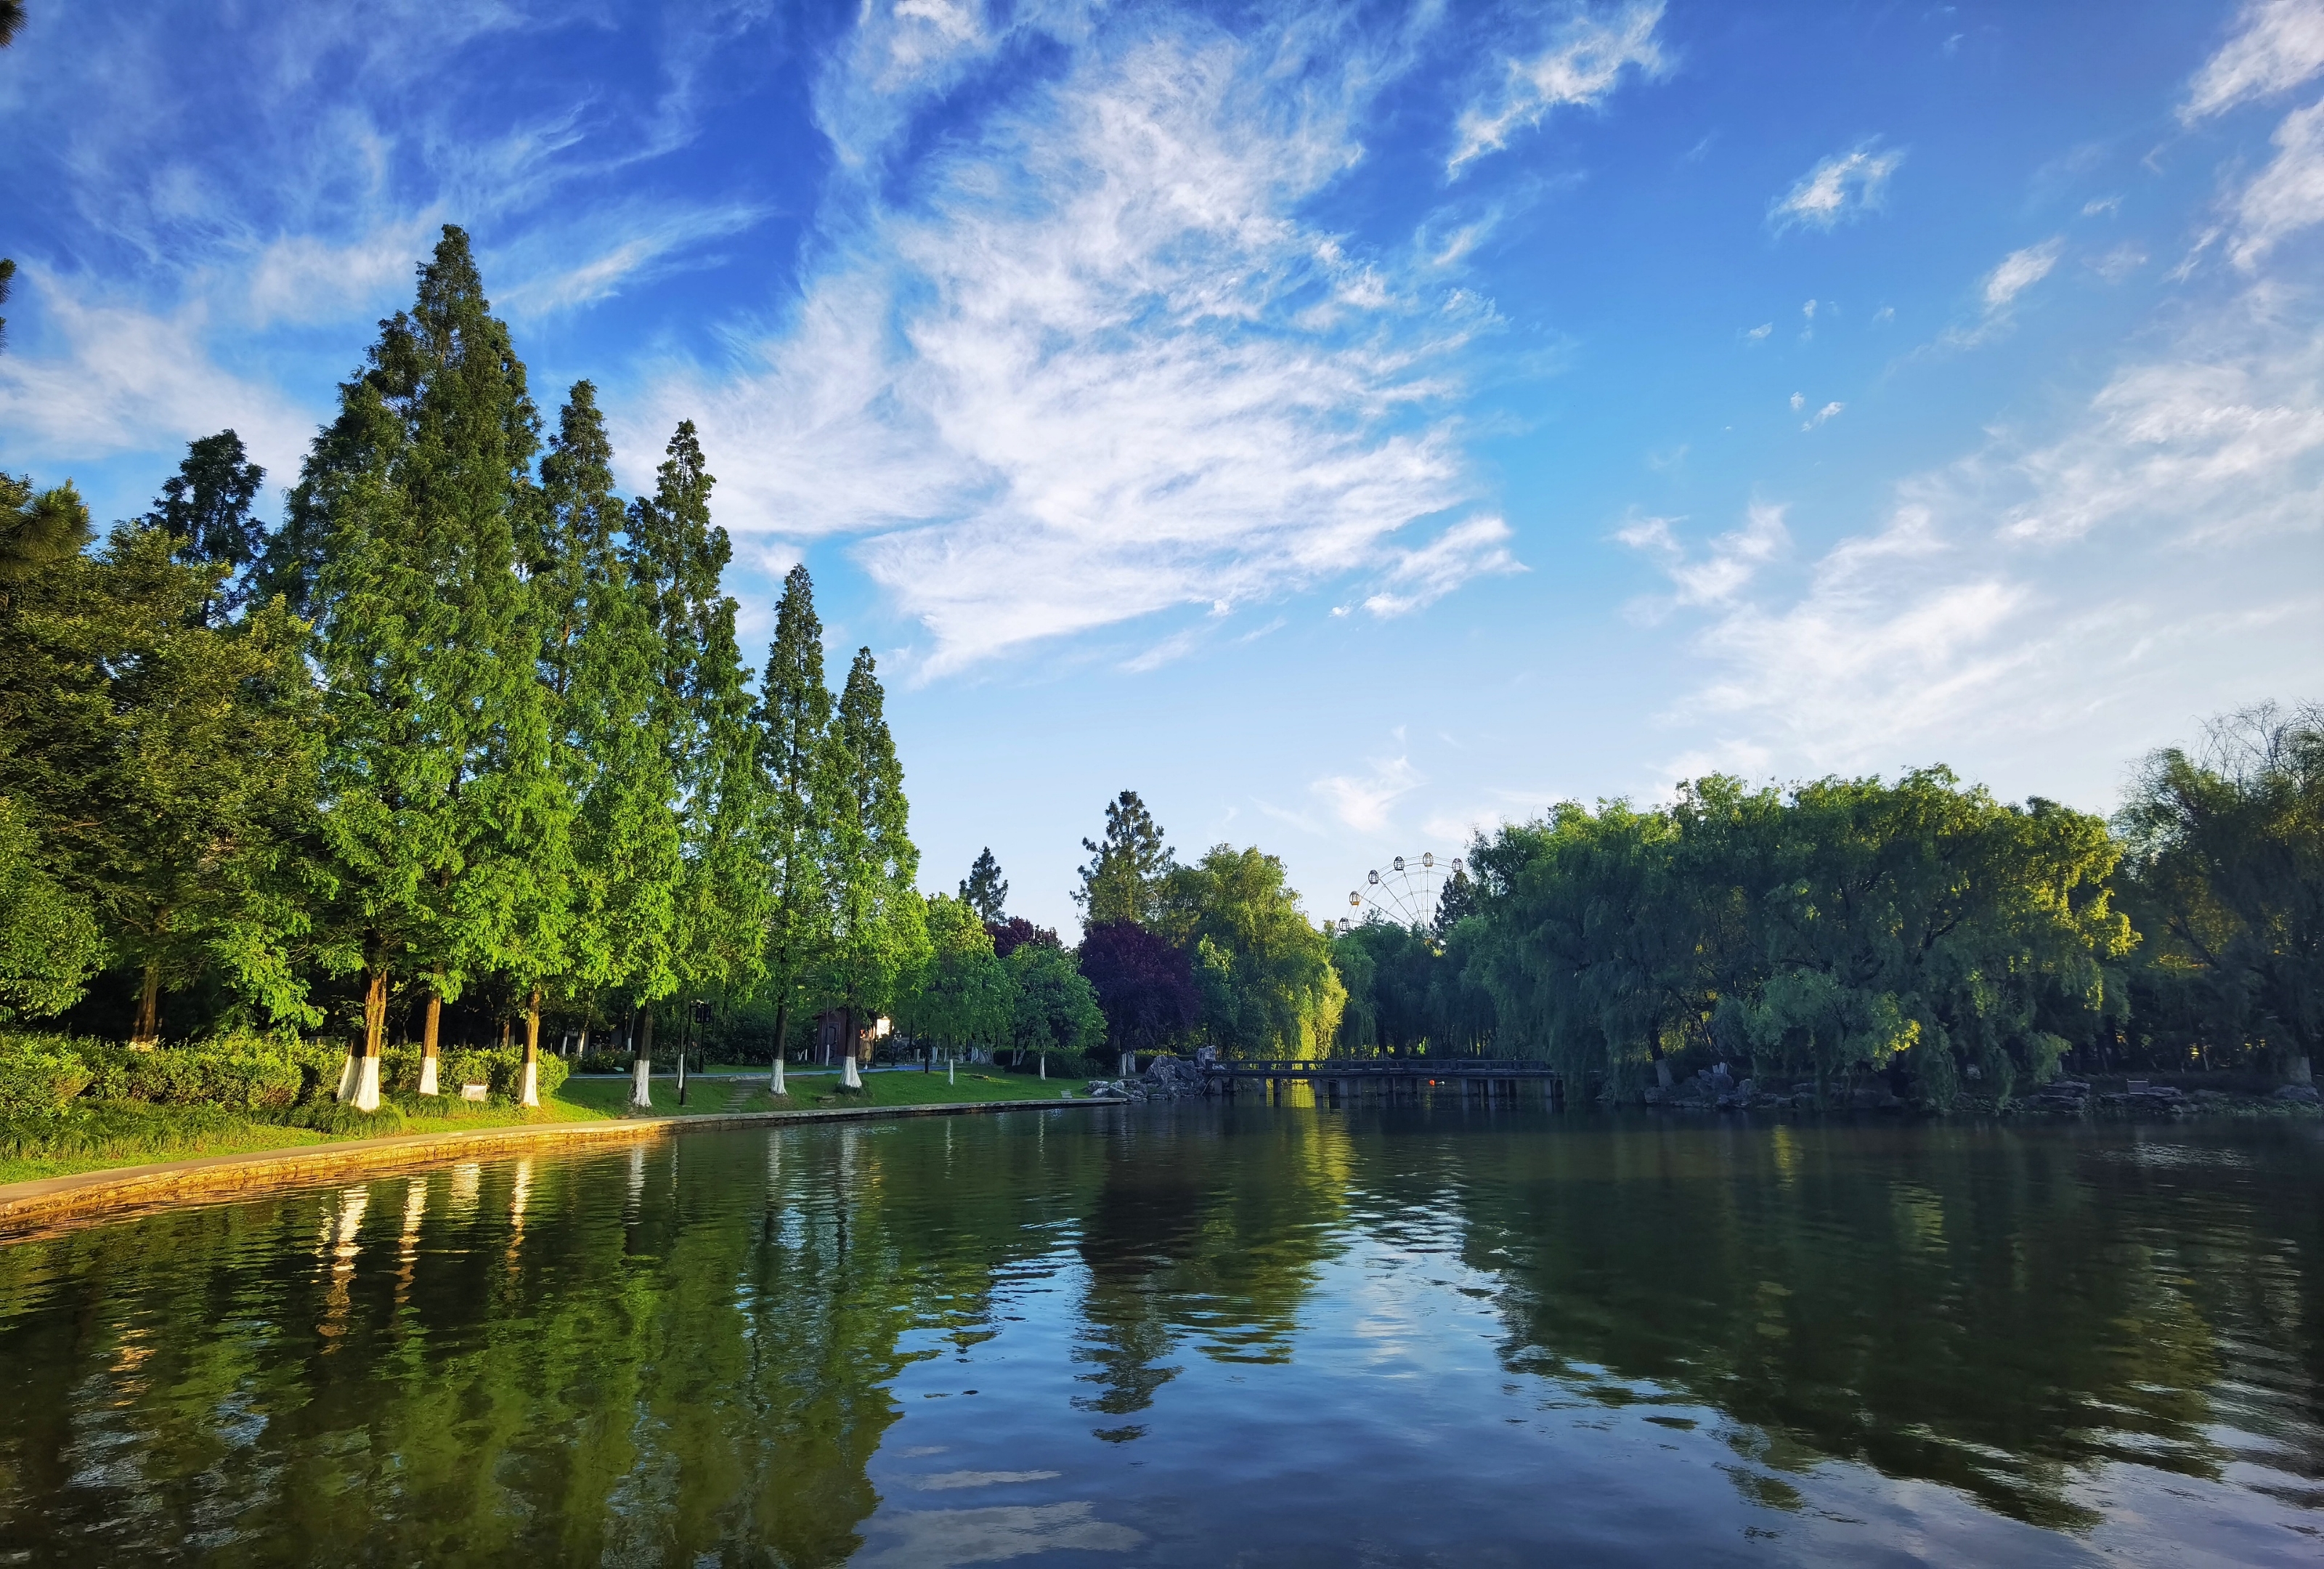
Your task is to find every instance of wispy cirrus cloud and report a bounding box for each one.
[646,7,1609,677]
[2180,0,2324,122]
[1768,141,1904,232]
[1312,750,1423,834]
[1446,1,1668,177]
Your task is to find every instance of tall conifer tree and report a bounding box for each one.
[542,383,679,1104]
[821,647,927,1085]
[755,564,834,1089]
[301,226,572,1109]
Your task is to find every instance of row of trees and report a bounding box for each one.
[5,224,2308,1107]
[1329,705,2321,1102]
[0,229,933,1108]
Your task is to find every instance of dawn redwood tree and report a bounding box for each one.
[1077,920,1199,1064]
[302,226,573,1111]
[142,430,266,624]
[755,564,834,1091]
[632,421,769,1074]
[959,848,1008,924]
[818,646,928,1087]
[544,384,680,1105]
[1076,791,1174,925]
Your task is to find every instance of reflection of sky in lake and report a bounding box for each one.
[0,1107,2316,1564]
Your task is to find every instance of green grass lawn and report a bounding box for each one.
[0,1087,615,1186]
[565,1066,1096,1116]
[0,1069,1099,1185]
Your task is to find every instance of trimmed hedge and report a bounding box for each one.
[0,1031,571,1123]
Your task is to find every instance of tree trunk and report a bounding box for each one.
[841,1005,860,1090]
[345,968,386,1112]
[520,987,542,1108]
[132,957,162,1045]
[771,997,791,1091]
[418,991,442,1096]
[631,1007,654,1111]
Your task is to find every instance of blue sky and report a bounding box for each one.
[4,1,2320,933]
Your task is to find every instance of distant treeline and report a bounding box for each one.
[1333,708,2323,1100]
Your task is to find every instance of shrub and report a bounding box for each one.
[0,1032,95,1118]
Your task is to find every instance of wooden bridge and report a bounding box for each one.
[1203,1058,1564,1105]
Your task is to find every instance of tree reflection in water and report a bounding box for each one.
[0,1106,2313,1562]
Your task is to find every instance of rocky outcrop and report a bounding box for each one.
[1084,1054,1212,1105]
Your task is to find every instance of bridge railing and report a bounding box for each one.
[1204,1058,1559,1077]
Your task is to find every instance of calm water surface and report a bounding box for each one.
[0,1102,2318,1565]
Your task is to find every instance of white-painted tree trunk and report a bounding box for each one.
[948,1058,955,1087]
[335,1051,361,1103]
[417,1055,439,1097]
[519,1058,539,1108]
[630,1057,653,1110]
[352,1054,381,1112]
[771,1056,787,1096]
[1038,1055,1047,1080]
[842,1054,862,1089]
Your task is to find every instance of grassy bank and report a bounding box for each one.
[0,1070,1097,1185]
[561,1066,1095,1117]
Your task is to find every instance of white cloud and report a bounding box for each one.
[1939,237,2063,347]
[1620,502,1787,612]
[1744,322,1772,341]
[1447,1,1667,176]
[1999,288,2324,544]
[1982,238,2063,311]
[648,15,1519,676]
[1312,753,1423,833]
[2182,0,2324,122]
[1768,142,1905,232]
[0,275,314,479]
[1360,515,1525,617]
[2227,97,2324,267]
[494,200,770,317]
[1640,276,2324,783]
[1802,400,1844,431]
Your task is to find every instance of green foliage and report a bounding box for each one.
[1464,770,2132,1102]
[142,429,266,622]
[903,893,1015,1049]
[300,225,574,1045]
[0,1033,96,1116]
[817,647,928,1032]
[959,846,1008,923]
[631,421,768,1003]
[2115,703,2323,1076]
[1006,940,1105,1058]
[755,564,835,1052]
[0,797,104,1021]
[1077,790,1174,925]
[1158,846,1344,1057]
[550,384,682,1029]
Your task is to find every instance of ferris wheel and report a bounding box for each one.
[1338,851,1461,933]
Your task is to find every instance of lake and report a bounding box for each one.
[0,1100,2317,1565]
